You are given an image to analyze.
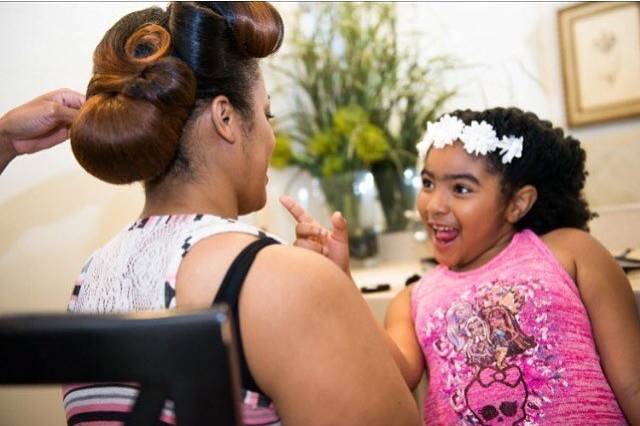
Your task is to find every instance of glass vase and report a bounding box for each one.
[285,170,386,261]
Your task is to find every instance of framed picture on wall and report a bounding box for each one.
[558,2,640,127]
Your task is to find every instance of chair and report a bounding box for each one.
[0,305,242,426]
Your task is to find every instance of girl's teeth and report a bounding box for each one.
[432,225,459,243]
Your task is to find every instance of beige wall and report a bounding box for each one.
[392,3,640,208]
[0,2,638,425]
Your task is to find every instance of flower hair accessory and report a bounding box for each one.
[416,114,523,164]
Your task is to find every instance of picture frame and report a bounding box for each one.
[558,2,640,127]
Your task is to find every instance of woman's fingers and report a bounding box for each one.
[11,127,71,154]
[46,88,86,110]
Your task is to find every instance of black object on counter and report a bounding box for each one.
[405,274,421,286]
[614,248,640,273]
[360,283,391,294]
[420,256,438,267]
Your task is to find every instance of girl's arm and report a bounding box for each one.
[546,228,640,423]
[384,285,425,390]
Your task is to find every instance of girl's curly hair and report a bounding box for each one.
[448,107,595,235]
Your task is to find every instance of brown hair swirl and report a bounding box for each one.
[71,2,284,185]
[71,8,196,184]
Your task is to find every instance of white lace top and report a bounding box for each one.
[70,214,280,313]
[65,214,283,426]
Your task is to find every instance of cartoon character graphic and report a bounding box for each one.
[462,316,494,367]
[482,305,535,368]
[465,365,529,425]
[446,302,476,351]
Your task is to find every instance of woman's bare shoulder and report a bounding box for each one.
[241,244,420,425]
[174,232,261,308]
[176,233,356,309]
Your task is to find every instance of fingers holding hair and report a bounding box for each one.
[1,88,86,155]
[45,88,86,111]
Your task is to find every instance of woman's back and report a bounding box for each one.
[65,213,420,425]
[68,214,270,313]
[64,214,283,424]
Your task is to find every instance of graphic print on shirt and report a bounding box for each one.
[465,364,529,426]
[423,278,565,425]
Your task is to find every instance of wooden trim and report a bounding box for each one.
[557,2,640,127]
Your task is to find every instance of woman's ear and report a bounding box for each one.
[209,96,237,144]
[505,185,537,224]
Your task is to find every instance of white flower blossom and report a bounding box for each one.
[416,139,431,161]
[430,114,465,149]
[416,114,465,160]
[417,115,524,164]
[459,120,499,156]
[498,135,523,164]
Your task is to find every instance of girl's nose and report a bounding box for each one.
[427,189,449,215]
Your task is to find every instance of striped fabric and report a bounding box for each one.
[64,214,282,426]
[62,383,175,425]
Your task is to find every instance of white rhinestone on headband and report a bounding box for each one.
[416,114,523,164]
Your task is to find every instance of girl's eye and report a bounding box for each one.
[266,112,275,120]
[422,178,434,190]
[454,184,471,195]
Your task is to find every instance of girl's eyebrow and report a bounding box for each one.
[422,168,480,185]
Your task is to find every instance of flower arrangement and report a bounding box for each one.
[271,2,456,233]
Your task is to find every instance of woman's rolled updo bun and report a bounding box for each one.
[71,7,196,184]
[210,2,284,58]
[71,2,283,185]
[169,2,283,117]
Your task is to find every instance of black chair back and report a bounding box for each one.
[0,306,242,426]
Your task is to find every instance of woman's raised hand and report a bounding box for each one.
[279,195,351,275]
[0,89,85,174]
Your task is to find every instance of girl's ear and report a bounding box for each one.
[209,95,237,144]
[505,185,537,224]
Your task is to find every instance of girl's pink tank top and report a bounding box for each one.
[411,229,626,425]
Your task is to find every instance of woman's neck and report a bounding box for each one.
[141,176,239,220]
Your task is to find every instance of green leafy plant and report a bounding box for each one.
[271,2,456,232]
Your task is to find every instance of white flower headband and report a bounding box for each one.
[416,114,523,164]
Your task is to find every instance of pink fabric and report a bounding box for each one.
[66,404,131,417]
[411,229,626,425]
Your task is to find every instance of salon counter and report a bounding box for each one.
[355,260,640,324]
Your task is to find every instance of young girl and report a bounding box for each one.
[282,107,640,425]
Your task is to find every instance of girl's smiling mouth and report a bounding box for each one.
[430,223,460,246]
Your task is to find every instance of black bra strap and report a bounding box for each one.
[213,236,280,395]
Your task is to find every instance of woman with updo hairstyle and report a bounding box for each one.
[64,3,419,425]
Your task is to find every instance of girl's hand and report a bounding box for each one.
[279,195,351,275]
